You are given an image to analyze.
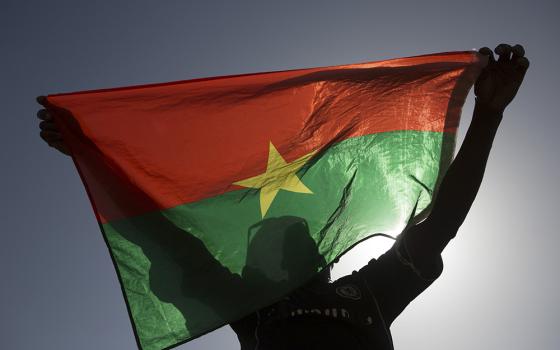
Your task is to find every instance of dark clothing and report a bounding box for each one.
[231,239,443,350]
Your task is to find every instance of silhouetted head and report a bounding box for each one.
[243,216,328,286]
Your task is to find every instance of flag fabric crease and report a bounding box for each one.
[46,51,485,350]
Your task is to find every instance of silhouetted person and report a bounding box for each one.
[37,44,529,350]
[106,211,330,346]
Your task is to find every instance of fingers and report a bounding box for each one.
[36,96,71,156]
[37,108,53,121]
[516,56,530,70]
[36,95,47,106]
[477,47,495,79]
[495,43,512,62]
[37,109,62,135]
[511,44,525,60]
[512,57,530,85]
[479,46,496,63]
[39,120,59,132]
[490,43,529,78]
[509,44,530,82]
[38,113,64,142]
[511,44,529,75]
[475,47,495,98]
[38,109,62,140]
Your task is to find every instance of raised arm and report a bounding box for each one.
[401,44,530,272]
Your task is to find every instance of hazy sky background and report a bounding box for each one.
[2,1,559,349]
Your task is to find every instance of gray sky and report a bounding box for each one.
[2,0,559,349]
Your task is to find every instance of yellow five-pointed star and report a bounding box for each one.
[234,142,315,218]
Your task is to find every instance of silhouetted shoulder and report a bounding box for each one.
[357,240,443,325]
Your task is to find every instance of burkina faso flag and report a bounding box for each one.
[45,51,485,350]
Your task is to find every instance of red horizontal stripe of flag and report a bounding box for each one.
[46,51,484,223]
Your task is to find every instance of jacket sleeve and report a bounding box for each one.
[358,232,443,325]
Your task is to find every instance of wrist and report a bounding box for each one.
[473,99,504,127]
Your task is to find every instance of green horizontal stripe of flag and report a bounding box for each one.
[101,130,454,350]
